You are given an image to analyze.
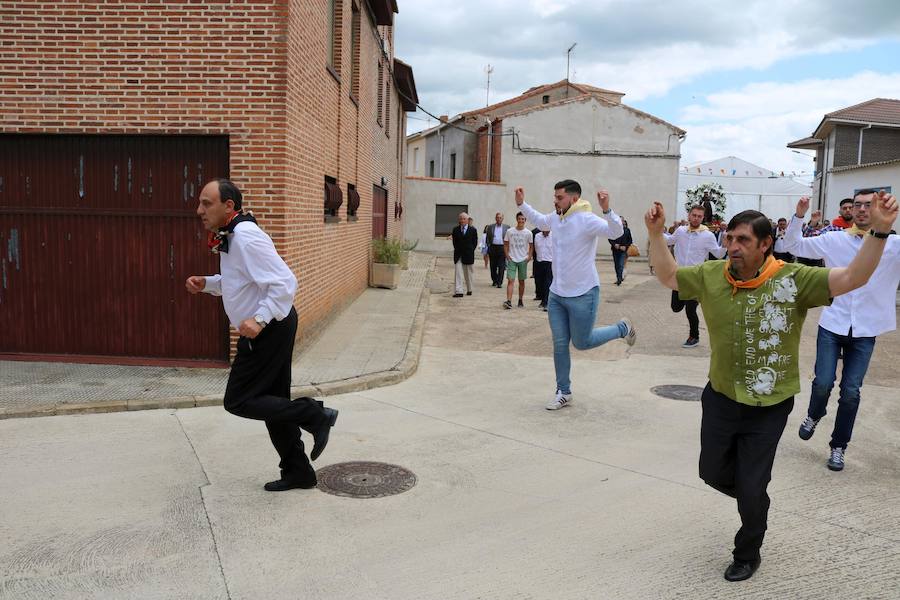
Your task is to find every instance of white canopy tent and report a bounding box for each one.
[678,156,812,222]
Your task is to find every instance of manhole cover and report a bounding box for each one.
[316,461,417,499]
[651,385,703,401]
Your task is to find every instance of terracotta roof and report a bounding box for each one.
[460,80,625,118]
[786,136,822,149]
[825,98,900,125]
[501,92,686,135]
[830,157,900,173]
[811,98,900,138]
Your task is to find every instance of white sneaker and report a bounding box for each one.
[546,390,572,410]
[621,318,636,347]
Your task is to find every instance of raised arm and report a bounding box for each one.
[515,187,554,230]
[785,197,828,258]
[583,190,624,239]
[645,202,678,290]
[828,191,898,296]
[705,231,727,259]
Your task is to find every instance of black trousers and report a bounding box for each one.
[488,244,506,286]
[699,383,793,562]
[223,307,326,480]
[671,290,700,339]
[533,260,552,305]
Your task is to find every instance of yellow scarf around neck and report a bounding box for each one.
[724,255,786,297]
[688,224,710,233]
[561,198,594,221]
[845,224,868,238]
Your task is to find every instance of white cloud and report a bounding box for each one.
[678,71,900,174]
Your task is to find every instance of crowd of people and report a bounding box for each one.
[447,181,898,582]
[187,176,897,585]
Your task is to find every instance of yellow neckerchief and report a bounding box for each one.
[687,224,710,233]
[561,197,594,221]
[845,224,868,238]
[724,255,786,297]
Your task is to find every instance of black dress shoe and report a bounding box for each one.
[263,476,317,492]
[466,291,472,296]
[453,293,463,298]
[310,407,339,461]
[724,558,761,582]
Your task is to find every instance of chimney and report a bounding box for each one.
[439,115,448,123]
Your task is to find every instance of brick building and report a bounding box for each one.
[788,98,900,219]
[0,0,418,364]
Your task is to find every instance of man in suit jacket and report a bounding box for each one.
[452,211,478,297]
[484,212,510,287]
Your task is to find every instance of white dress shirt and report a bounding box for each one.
[203,221,297,330]
[492,224,504,245]
[773,229,789,253]
[664,226,726,266]
[534,231,554,262]
[784,215,900,337]
[519,202,623,297]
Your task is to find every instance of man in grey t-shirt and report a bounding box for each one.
[503,212,534,309]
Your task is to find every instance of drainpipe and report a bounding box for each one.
[439,132,445,178]
[858,124,871,165]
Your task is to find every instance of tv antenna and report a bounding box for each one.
[566,42,577,96]
[485,64,494,106]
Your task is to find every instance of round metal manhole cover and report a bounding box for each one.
[316,461,417,499]
[651,385,703,401]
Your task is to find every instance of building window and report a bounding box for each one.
[349,2,360,97]
[385,72,392,137]
[413,147,420,173]
[324,176,343,222]
[434,204,468,237]
[449,153,457,179]
[542,95,550,104]
[327,0,343,72]
[377,60,384,126]
[347,183,360,220]
[429,160,435,177]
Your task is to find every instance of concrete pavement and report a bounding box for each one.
[1,255,899,599]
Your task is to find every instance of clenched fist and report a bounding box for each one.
[185,276,206,294]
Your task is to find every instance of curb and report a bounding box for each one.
[0,259,433,421]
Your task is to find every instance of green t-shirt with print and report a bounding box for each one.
[676,260,832,407]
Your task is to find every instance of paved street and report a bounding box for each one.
[1,256,899,599]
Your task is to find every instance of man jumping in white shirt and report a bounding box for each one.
[516,180,636,410]
[785,190,900,471]
[665,204,726,348]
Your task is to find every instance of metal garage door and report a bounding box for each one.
[0,134,230,364]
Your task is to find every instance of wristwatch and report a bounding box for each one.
[254,315,268,328]
[869,230,890,239]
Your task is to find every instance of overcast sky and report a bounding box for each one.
[395,0,900,178]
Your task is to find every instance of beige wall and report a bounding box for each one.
[402,177,509,252]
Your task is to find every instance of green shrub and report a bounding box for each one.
[372,237,403,264]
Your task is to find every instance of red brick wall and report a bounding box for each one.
[1,0,408,347]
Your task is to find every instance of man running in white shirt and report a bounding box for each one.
[785,190,900,471]
[665,204,726,348]
[516,180,636,410]
[186,179,337,492]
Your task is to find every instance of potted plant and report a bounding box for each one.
[398,238,418,270]
[371,237,404,289]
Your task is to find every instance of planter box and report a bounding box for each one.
[370,262,401,289]
[398,250,410,270]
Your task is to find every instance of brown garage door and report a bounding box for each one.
[0,134,230,364]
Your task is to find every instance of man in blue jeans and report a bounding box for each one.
[516,181,636,410]
[785,191,900,470]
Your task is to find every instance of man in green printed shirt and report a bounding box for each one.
[644,193,898,582]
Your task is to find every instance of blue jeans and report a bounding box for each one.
[547,286,626,394]
[808,326,876,449]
